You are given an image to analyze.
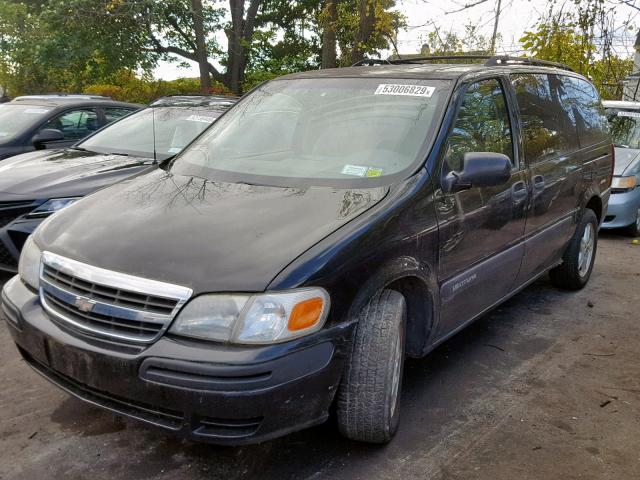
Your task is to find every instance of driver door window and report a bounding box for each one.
[445,79,514,172]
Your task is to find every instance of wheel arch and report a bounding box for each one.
[585,195,603,224]
[347,256,437,358]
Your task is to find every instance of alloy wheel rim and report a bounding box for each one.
[578,223,595,277]
[389,333,402,418]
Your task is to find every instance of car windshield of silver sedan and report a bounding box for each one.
[80,106,222,160]
[606,108,640,148]
[170,77,451,187]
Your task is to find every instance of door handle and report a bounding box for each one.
[512,181,527,202]
[511,182,527,198]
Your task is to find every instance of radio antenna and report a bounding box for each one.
[152,106,157,163]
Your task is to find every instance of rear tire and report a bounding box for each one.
[550,209,598,290]
[337,289,406,444]
[624,208,640,237]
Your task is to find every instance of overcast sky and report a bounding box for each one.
[154,0,640,80]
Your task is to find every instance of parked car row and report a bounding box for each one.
[0,95,236,272]
[0,56,628,446]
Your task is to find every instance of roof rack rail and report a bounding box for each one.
[353,54,574,72]
[388,54,493,65]
[351,58,392,67]
[485,55,574,72]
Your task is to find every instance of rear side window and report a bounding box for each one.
[559,76,609,147]
[104,107,134,123]
[510,73,579,164]
[444,78,514,172]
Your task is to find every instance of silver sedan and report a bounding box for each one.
[602,100,640,237]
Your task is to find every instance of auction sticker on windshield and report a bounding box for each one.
[375,84,435,97]
[186,114,216,123]
[617,111,640,118]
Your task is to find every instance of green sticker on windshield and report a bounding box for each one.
[366,168,383,177]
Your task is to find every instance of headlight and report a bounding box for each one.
[27,197,80,218]
[611,176,637,191]
[169,288,330,344]
[18,236,42,290]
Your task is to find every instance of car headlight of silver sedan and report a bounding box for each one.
[18,236,42,290]
[170,288,330,344]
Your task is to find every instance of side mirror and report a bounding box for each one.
[32,128,64,148]
[443,152,512,193]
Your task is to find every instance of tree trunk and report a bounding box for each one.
[351,0,376,65]
[227,0,244,94]
[225,0,261,95]
[321,0,337,69]
[191,0,212,93]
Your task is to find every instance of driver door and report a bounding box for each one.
[435,78,528,337]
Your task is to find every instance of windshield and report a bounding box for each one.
[171,78,451,187]
[0,104,53,141]
[606,109,640,148]
[80,106,224,160]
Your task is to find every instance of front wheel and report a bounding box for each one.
[550,209,598,290]
[624,208,640,237]
[336,289,406,444]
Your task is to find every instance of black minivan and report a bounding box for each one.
[1,56,612,445]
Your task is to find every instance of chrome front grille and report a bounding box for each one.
[40,252,192,344]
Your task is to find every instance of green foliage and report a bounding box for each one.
[83,71,231,104]
[332,0,405,65]
[520,13,633,99]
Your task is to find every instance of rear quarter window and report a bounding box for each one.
[559,76,609,147]
[510,73,580,164]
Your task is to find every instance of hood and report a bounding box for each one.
[0,149,154,199]
[613,147,640,176]
[36,170,388,293]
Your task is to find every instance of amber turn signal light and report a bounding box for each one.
[288,297,324,331]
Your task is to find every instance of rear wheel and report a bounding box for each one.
[624,208,640,237]
[336,289,406,443]
[550,209,598,290]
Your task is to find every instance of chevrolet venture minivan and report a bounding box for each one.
[2,56,612,445]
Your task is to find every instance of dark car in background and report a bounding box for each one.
[602,100,640,236]
[0,94,140,160]
[0,95,236,272]
[1,57,612,445]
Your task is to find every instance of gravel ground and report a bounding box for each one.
[0,232,639,480]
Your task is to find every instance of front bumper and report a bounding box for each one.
[601,188,640,229]
[1,276,354,444]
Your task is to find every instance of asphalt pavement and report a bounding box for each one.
[1,232,639,480]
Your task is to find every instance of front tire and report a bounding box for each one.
[550,209,598,290]
[337,289,406,444]
[624,208,640,237]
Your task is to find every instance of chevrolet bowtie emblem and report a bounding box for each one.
[74,296,96,313]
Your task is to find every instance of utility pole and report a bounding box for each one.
[490,0,502,54]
